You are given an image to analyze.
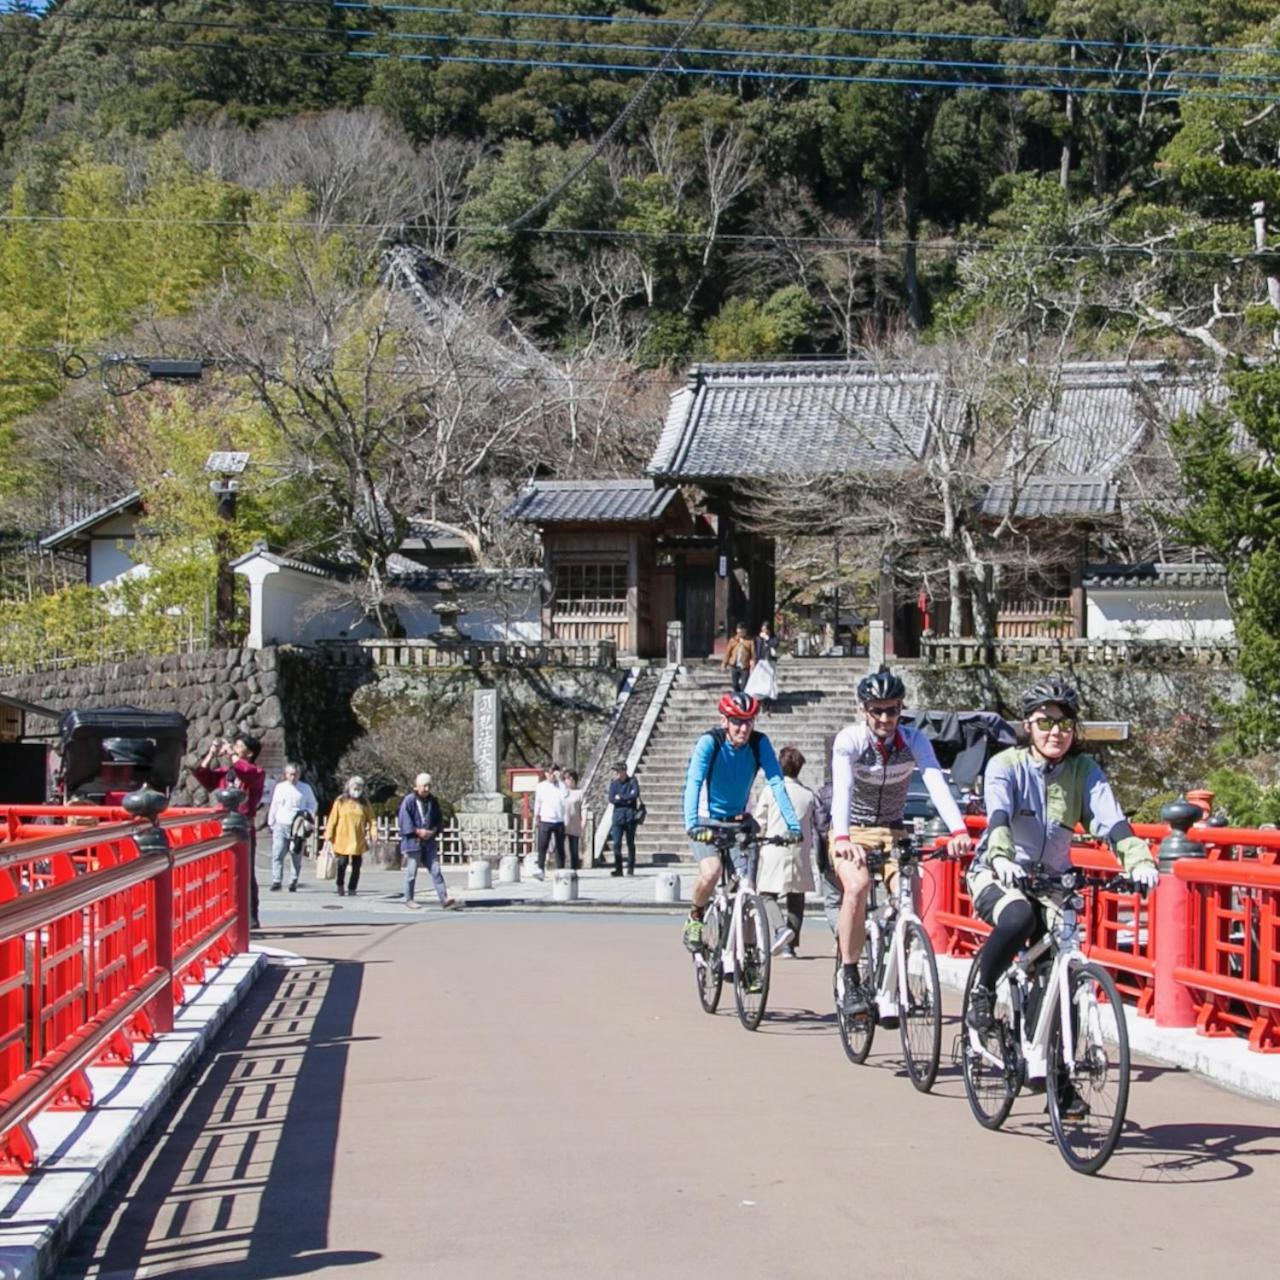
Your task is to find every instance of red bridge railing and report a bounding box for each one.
[923,811,1280,1054]
[0,803,250,1174]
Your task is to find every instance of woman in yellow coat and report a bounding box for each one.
[324,775,376,898]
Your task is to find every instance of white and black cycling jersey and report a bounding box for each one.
[830,722,966,837]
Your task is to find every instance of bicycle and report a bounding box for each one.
[833,834,947,1092]
[690,819,796,1032]
[958,868,1139,1175]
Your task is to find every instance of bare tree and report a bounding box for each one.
[196,236,571,636]
[181,110,482,254]
[733,338,1085,647]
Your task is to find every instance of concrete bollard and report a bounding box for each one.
[467,859,492,890]
[654,872,681,904]
[552,869,579,902]
[498,854,521,884]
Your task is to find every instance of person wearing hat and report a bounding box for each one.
[607,760,642,877]
[398,772,457,910]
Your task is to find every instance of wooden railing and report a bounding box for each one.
[316,637,617,670]
[919,635,1239,667]
[0,804,249,1173]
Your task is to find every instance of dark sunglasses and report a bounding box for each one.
[866,704,902,719]
[1031,716,1077,733]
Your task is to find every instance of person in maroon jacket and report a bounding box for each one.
[194,733,265,928]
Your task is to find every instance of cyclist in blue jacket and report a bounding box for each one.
[681,690,801,951]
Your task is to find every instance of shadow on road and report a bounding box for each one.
[56,957,379,1279]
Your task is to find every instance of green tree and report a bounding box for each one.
[1172,362,1280,748]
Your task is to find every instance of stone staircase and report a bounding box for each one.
[629,659,864,865]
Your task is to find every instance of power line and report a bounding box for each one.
[22,22,1280,102]
[298,1,1280,61]
[506,0,716,231]
[0,212,1260,260]
[40,7,1280,86]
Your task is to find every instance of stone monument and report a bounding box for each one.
[552,726,578,774]
[455,688,513,862]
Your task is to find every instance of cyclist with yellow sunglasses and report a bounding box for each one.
[965,678,1159,1044]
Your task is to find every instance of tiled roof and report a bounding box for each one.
[506,479,678,524]
[648,361,1226,516]
[39,491,143,551]
[1083,561,1227,589]
[980,477,1118,518]
[648,362,939,480]
[1020,362,1220,475]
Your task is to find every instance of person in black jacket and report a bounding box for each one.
[607,761,641,876]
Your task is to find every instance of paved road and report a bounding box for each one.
[59,912,1279,1279]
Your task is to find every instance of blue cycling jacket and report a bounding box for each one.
[682,730,800,834]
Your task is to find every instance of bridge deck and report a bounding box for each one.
[58,912,1280,1279]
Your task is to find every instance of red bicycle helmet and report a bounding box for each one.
[718,690,760,720]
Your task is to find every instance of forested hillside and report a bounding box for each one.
[1,1,1279,670]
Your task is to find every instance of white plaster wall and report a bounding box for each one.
[88,538,137,586]
[1085,588,1235,641]
[236,556,541,647]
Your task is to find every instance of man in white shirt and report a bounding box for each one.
[267,762,318,892]
[532,763,568,877]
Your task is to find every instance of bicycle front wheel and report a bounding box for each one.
[835,935,877,1064]
[898,919,942,1093]
[961,960,1018,1129]
[1047,962,1130,1175]
[694,901,724,1014]
[733,893,772,1031]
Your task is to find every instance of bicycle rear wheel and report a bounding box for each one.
[694,901,724,1014]
[961,961,1018,1129]
[898,919,942,1093]
[733,893,772,1031]
[835,935,877,1064]
[1047,962,1130,1175]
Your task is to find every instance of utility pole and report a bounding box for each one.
[1252,200,1280,349]
[205,452,250,647]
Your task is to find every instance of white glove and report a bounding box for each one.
[1130,862,1159,891]
[992,857,1026,889]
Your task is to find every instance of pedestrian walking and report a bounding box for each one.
[194,731,265,928]
[398,772,457,910]
[563,769,584,870]
[753,745,816,956]
[745,621,779,706]
[324,776,375,898]
[607,760,641,876]
[722,621,755,693]
[267,762,318,892]
[532,763,567,876]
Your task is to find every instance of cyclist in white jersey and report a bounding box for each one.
[830,667,973,1016]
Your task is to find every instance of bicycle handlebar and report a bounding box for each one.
[689,819,801,848]
[1021,869,1147,898]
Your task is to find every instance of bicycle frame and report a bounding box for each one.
[708,848,756,981]
[865,846,933,1020]
[967,881,1094,1081]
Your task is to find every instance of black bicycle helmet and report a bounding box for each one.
[857,665,906,704]
[1019,678,1080,718]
